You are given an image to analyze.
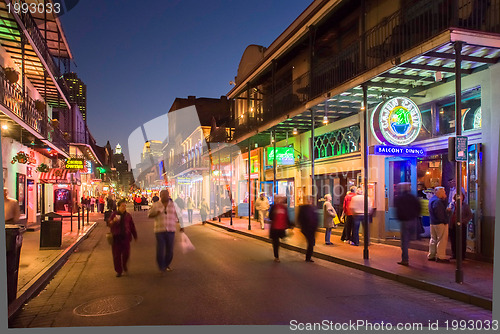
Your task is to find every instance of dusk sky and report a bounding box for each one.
[60,0,312,162]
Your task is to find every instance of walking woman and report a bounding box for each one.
[268,195,292,263]
[186,196,194,224]
[108,199,138,277]
[200,198,209,224]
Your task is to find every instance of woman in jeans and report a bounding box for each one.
[268,195,292,263]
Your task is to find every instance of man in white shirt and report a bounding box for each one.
[4,188,20,225]
[148,189,184,274]
[349,188,373,246]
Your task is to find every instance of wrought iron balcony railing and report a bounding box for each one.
[0,68,69,154]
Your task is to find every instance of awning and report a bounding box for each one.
[39,168,80,184]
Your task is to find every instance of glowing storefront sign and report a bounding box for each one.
[371,97,422,146]
[65,158,85,170]
[266,147,294,165]
[371,145,426,157]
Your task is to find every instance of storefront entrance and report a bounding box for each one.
[385,157,417,232]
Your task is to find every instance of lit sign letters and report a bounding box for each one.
[371,145,426,157]
[65,158,85,170]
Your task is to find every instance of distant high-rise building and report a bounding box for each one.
[63,72,87,122]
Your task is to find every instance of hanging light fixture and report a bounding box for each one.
[323,100,329,124]
[293,128,298,135]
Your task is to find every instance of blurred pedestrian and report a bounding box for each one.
[340,186,357,243]
[108,199,138,277]
[394,183,421,266]
[90,196,96,212]
[268,195,291,263]
[186,196,194,224]
[349,188,372,246]
[99,195,105,213]
[255,192,270,230]
[323,194,337,245]
[152,193,159,203]
[4,187,20,225]
[298,196,318,262]
[200,198,209,224]
[449,191,472,260]
[428,187,450,263]
[148,189,184,274]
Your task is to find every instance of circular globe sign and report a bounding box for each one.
[372,97,422,146]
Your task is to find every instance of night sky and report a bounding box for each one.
[59,0,312,162]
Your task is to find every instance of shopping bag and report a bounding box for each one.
[106,232,113,246]
[180,232,195,254]
[333,215,341,226]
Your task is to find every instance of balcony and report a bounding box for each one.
[233,0,500,140]
[0,67,69,154]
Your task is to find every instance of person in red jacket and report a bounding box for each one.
[108,199,138,277]
[340,186,357,243]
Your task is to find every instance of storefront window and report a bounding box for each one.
[415,108,432,141]
[437,87,481,135]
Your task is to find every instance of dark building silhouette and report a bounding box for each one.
[63,72,87,122]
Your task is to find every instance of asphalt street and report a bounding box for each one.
[10,209,492,327]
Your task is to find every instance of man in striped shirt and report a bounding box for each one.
[148,189,184,273]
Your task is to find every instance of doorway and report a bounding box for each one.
[385,157,417,232]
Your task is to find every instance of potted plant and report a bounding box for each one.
[37,163,49,173]
[3,66,19,84]
[11,151,29,164]
[35,100,46,112]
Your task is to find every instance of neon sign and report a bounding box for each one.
[371,145,426,157]
[266,147,294,165]
[371,97,422,146]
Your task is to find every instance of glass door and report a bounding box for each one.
[385,158,417,232]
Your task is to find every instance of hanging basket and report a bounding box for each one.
[37,163,49,173]
[11,151,29,164]
[4,67,19,84]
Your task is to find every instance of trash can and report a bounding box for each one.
[40,212,63,248]
[5,224,24,304]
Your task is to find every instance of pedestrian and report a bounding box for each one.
[268,195,292,263]
[200,198,209,224]
[90,196,96,212]
[428,187,450,263]
[448,191,472,260]
[255,192,270,230]
[340,186,357,243]
[99,196,105,213]
[394,183,421,266]
[3,187,20,225]
[186,196,194,224]
[108,199,138,277]
[348,188,372,246]
[448,178,467,205]
[148,189,184,274]
[152,193,159,203]
[175,196,185,213]
[134,195,142,211]
[298,196,318,262]
[323,194,337,245]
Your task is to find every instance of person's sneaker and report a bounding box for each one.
[166,267,172,271]
[397,261,409,266]
[116,273,122,277]
[436,258,450,263]
[274,258,280,263]
[305,259,314,263]
[325,242,333,245]
[427,257,436,261]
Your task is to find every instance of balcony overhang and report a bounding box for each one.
[70,143,103,166]
[234,29,500,144]
[0,1,71,108]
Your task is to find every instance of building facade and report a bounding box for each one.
[226,0,499,259]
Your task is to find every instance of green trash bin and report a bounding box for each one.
[5,224,24,304]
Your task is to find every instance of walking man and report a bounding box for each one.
[394,183,421,266]
[148,189,184,273]
[340,186,357,243]
[298,196,318,262]
[428,187,450,263]
[255,192,270,230]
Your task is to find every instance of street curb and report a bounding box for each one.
[7,222,99,322]
[206,221,492,311]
